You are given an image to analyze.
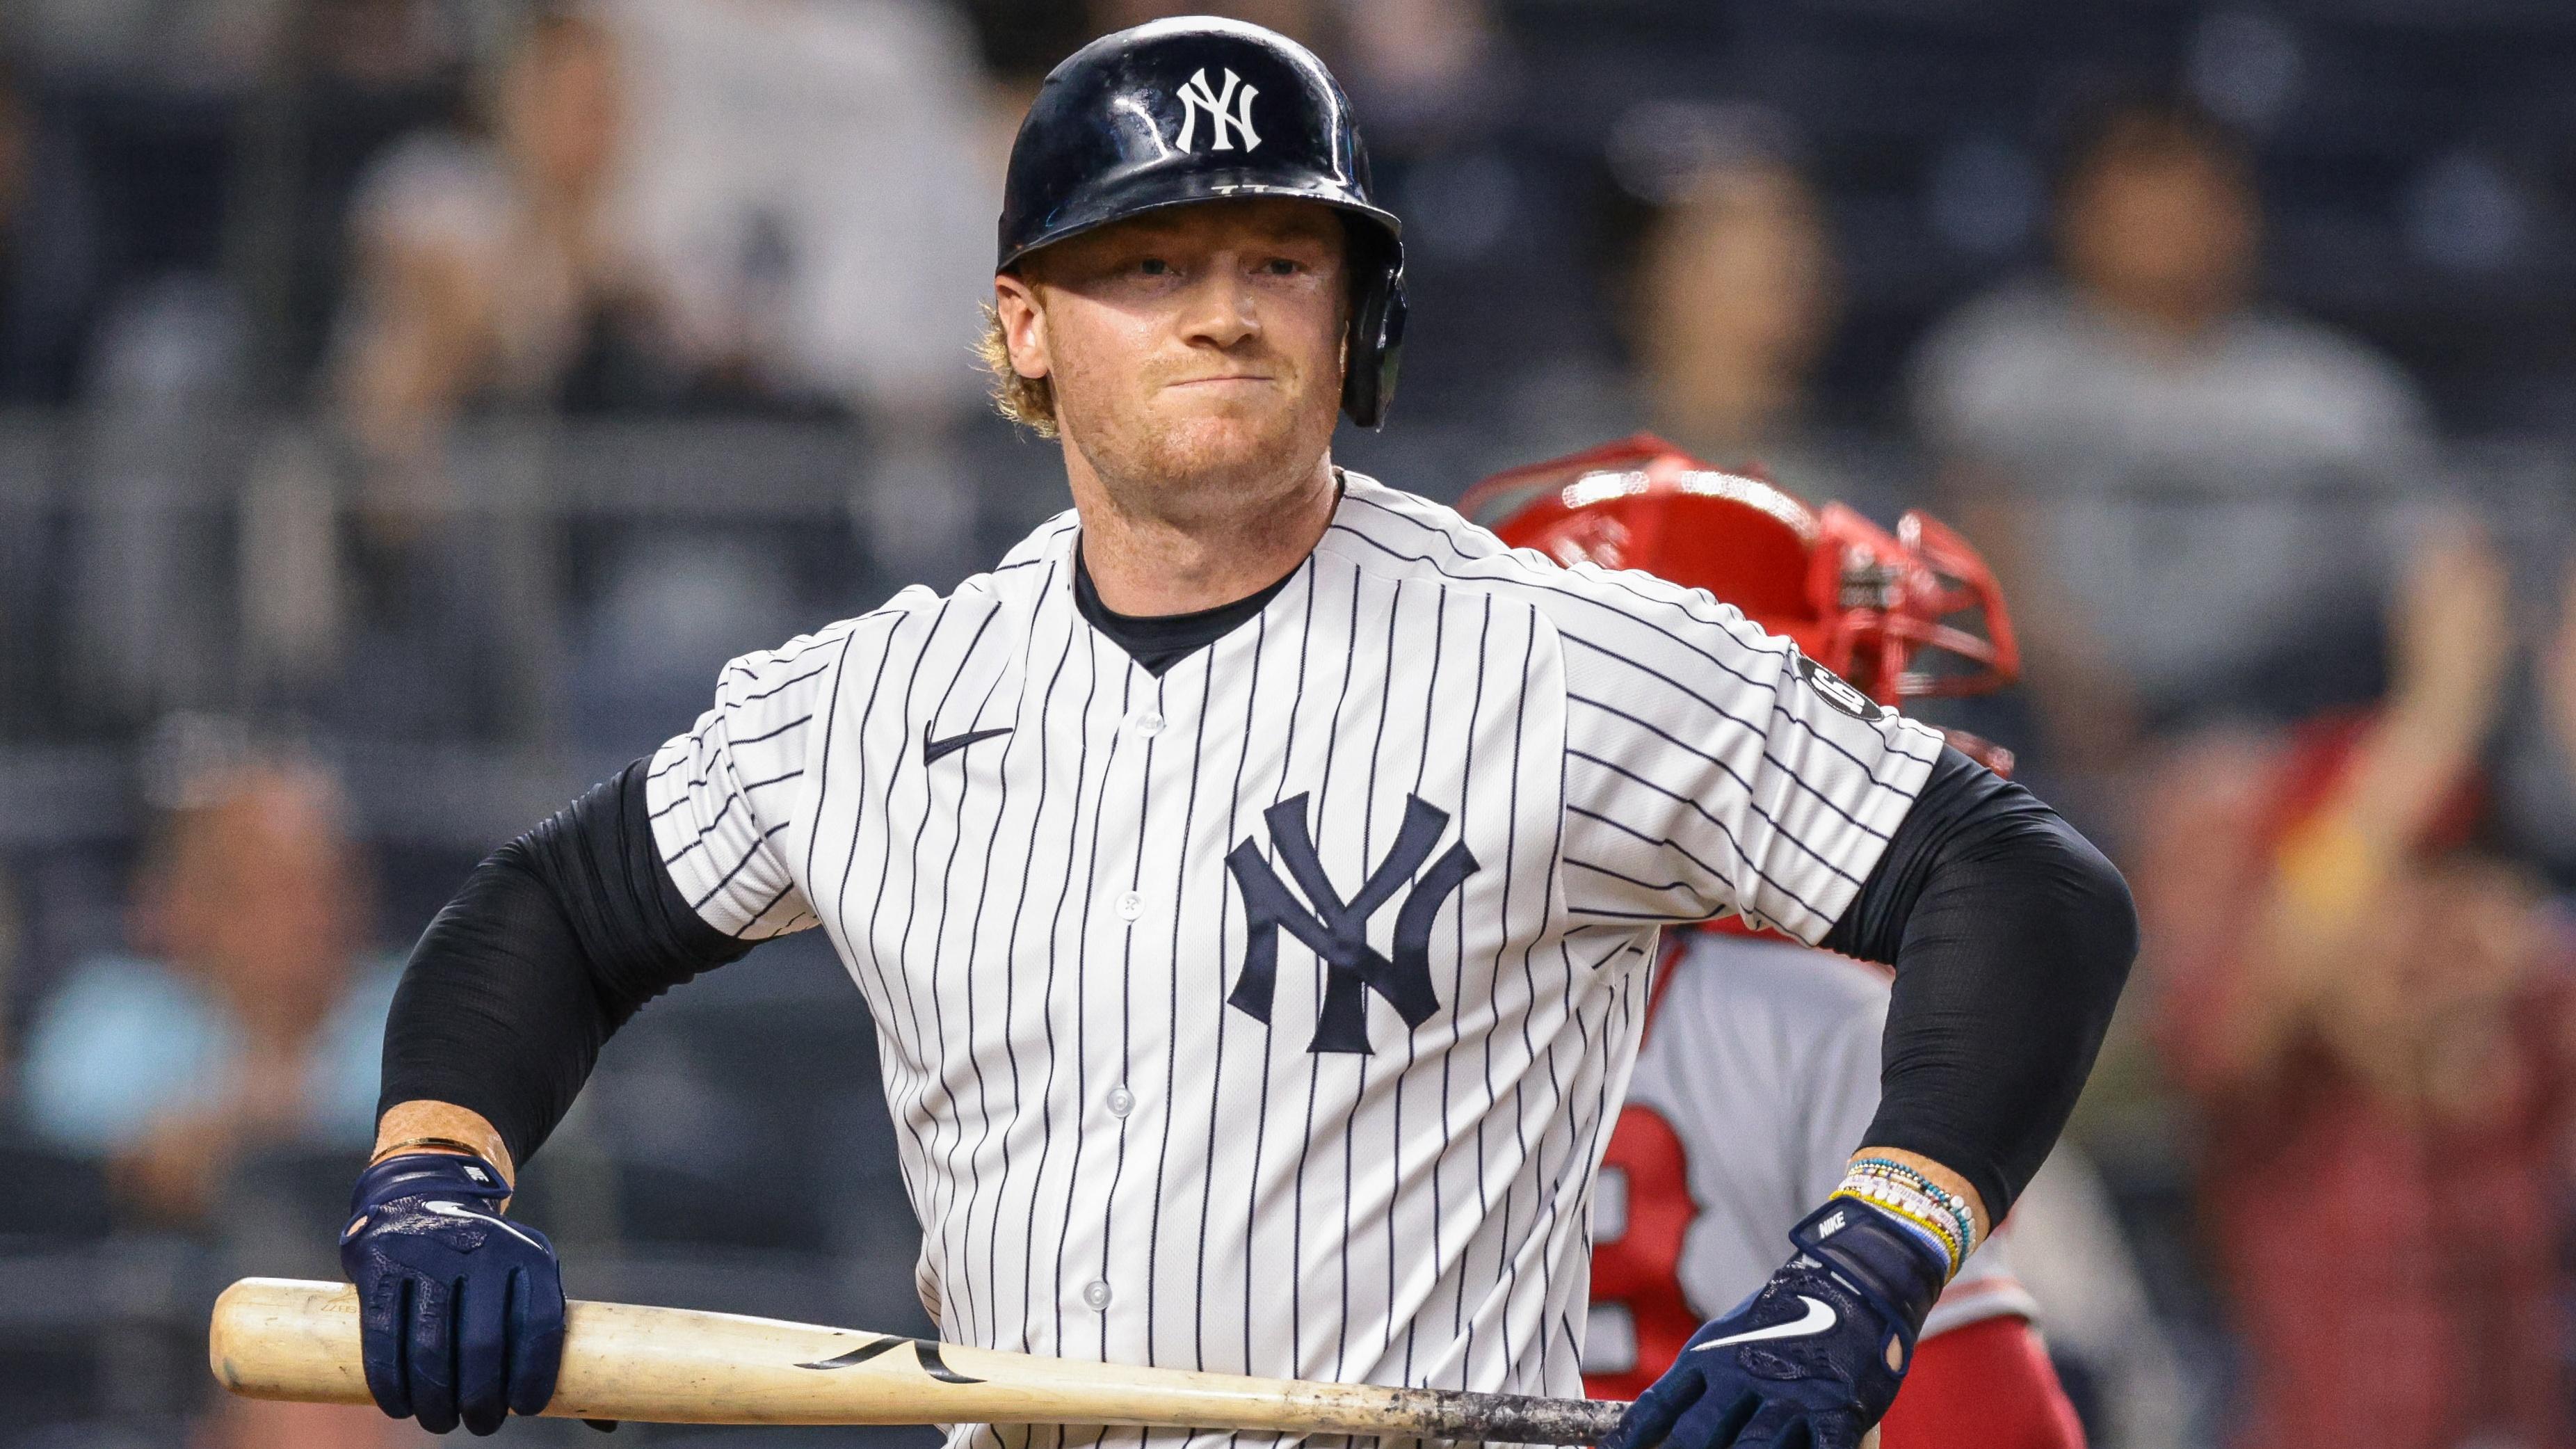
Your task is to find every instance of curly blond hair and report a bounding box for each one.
[978,304,1058,438]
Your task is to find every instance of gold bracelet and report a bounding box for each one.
[369,1135,502,1168]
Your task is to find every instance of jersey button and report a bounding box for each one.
[1081,1281,1112,1311]
[1116,892,1144,922]
[1106,1086,1134,1118]
[1130,710,1165,738]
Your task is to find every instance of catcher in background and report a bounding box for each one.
[1466,437,2086,1449]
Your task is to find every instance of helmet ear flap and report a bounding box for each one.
[1341,252,1406,429]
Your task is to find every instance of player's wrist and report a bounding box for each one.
[349,1151,513,1217]
[372,1098,514,1186]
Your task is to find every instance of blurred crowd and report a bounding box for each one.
[6,1,2576,1447]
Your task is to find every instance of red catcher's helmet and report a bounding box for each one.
[1458,433,2020,709]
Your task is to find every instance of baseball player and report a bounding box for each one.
[1465,438,2085,1448]
[339,18,2136,1448]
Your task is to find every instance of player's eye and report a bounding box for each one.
[1259,257,1306,276]
[1136,257,1173,276]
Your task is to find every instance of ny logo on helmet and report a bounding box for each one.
[1174,67,1261,153]
[1225,792,1478,1054]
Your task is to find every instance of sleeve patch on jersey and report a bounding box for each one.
[1792,651,1889,721]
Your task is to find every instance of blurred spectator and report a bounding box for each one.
[2144,526,2576,1449]
[261,0,477,391]
[1636,159,1831,458]
[1627,153,1878,510]
[597,0,992,418]
[333,7,669,506]
[1910,93,2435,765]
[1335,0,1491,136]
[18,757,396,1222]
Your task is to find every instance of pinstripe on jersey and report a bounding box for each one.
[643,474,1945,1449]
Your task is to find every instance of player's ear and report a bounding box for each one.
[994,273,1051,381]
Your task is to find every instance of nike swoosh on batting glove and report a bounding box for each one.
[341,1152,566,1436]
[1600,1199,1948,1449]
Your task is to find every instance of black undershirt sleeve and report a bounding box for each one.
[1817,746,2137,1222]
[378,758,755,1166]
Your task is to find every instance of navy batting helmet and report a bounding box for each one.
[997,17,1408,429]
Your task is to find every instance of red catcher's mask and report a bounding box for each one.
[1458,433,2020,707]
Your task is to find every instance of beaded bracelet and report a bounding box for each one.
[1847,1160,1977,1258]
[1835,1160,1977,1279]
[1848,1157,1979,1260]
[1831,1178,1963,1276]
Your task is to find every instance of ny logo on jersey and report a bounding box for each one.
[1173,67,1261,153]
[1224,792,1479,1053]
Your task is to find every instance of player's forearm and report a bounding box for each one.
[379,759,755,1168]
[380,837,622,1167]
[1821,747,2136,1224]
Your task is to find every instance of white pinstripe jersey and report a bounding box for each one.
[643,474,1944,1447]
[1581,929,2034,1398]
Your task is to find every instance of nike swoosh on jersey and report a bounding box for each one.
[420,1199,546,1250]
[1693,1295,1837,1350]
[923,724,1013,766]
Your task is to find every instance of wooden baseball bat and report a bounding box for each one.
[208,1279,1625,1442]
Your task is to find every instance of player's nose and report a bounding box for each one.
[1173,262,1261,349]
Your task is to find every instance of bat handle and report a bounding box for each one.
[1409,1391,1878,1448]
[1396,1387,1626,1444]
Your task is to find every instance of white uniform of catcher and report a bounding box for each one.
[1581,928,2036,1396]
[644,476,1946,1447]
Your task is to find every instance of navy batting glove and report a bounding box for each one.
[340,1153,565,1436]
[1600,1200,1947,1449]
